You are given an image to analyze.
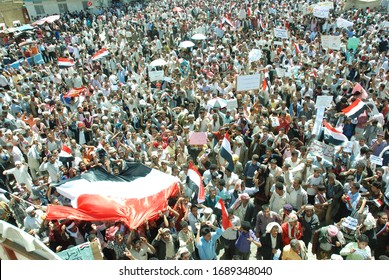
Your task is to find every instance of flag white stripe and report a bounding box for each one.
[56,169,178,208]
[187,169,201,187]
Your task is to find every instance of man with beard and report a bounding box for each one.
[152,228,179,260]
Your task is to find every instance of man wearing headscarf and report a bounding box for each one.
[281,213,303,246]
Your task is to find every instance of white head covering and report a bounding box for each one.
[266,222,282,233]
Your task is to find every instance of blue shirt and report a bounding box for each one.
[235,229,259,253]
[346,191,361,211]
[243,161,259,178]
[196,228,223,260]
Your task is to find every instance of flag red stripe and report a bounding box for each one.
[342,98,363,114]
[219,198,232,230]
[325,122,341,133]
[62,145,72,155]
[47,182,179,229]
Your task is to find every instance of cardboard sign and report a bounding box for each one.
[317,1,334,9]
[310,140,335,162]
[313,6,330,18]
[274,28,288,39]
[347,37,360,50]
[343,141,353,153]
[236,74,260,91]
[312,107,325,136]
[370,155,383,166]
[149,70,164,82]
[226,99,238,111]
[270,117,280,127]
[337,18,354,29]
[189,132,208,145]
[316,95,333,108]
[321,35,341,50]
[57,242,94,260]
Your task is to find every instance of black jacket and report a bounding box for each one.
[261,232,283,260]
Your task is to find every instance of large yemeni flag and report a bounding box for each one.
[187,162,205,203]
[91,48,109,61]
[58,58,75,67]
[342,98,367,119]
[324,122,348,146]
[46,163,179,229]
[220,132,234,172]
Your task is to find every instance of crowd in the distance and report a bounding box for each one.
[0,0,388,260]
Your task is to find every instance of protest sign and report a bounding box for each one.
[226,99,238,111]
[274,28,288,39]
[316,96,333,108]
[236,74,260,91]
[270,117,280,127]
[343,141,353,153]
[57,242,94,260]
[312,107,325,136]
[336,18,354,29]
[317,1,334,9]
[310,140,335,162]
[149,70,164,82]
[189,132,208,145]
[321,35,341,50]
[274,41,283,46]
[370,155,383,166]
[347,37,360,50]
[313,6,330,18]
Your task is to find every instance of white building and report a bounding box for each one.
[24,0,112,19]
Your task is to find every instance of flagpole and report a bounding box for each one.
[0,189,38,207]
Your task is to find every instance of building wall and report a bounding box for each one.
[24,0,111,19]
[0,0,26,26]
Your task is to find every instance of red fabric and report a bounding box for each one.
[47,183,179,229]
[218,198,232,230]
[64,86,89,98]
[281,222,303,246]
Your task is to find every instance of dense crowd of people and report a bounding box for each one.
[0,0,389,260]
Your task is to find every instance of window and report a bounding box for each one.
[58,3,69,13]
[32,1,43,4]
[34,5,45,15]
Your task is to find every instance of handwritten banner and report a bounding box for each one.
[236,74,260,91]
[57,242,94,260]
[189,132,208,145]
[226,99,238,111]
[316,95,333,108]
[313,6,330,18]
[370,155,383,166]
[274,28,288,39]
[321,35,341,50]
[149,70,164,82]
[310,140,335,162]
